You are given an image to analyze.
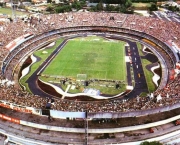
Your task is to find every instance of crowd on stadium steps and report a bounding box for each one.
[0,73,179,112]
[0,12,180,113]
[5,34,60,80]
[0,12,180,49]
[29,12,180,47]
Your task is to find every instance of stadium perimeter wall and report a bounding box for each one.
[0,25,179,144]
[1,26,178,119]
[20,113,180,133]
[2,99,180,119]
[0,109,180,134]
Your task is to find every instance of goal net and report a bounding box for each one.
[77,74,87,81]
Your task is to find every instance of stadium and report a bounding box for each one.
[0,12,180,144]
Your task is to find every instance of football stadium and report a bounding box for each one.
[0,12,180,144]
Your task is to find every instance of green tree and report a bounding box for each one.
[177,7,179,11]
[119,5,126,13]
[47,0,52,3]
[89,6,97,12]
[96,0,104,11]
[168,6,175,12]
[149,2,158,11]
[106,4,116,11]
[0,2,4,7]
[46,5,55,13]
[125,0,132,7]
[168,5,179,12]
[55,5,71,13]
[79,0,86,6]
[72,1,82,10]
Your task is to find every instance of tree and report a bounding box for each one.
[46,5,55,13]
[55,5,71,13]
[47,0,52,4]
[119,4,126,13]
[0,2,5,7]
[79,0,86,6]
[89,6,97,12]
[125,0,132,8]
[96,0,104,11]
[106,4,116,12]
[177,7,179,12]
[72,1,82,10]
[149,2,158,12]
[168,5,175,12]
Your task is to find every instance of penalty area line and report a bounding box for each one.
[37,40,68,75]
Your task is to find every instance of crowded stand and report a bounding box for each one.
[4,34,60,80]
[0,74,179,113]
[0,12,180,114]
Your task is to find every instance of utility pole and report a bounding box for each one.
[84,111,88,145]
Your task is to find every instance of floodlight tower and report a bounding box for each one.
[11,0,17,21]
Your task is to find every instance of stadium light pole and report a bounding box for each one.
[11,0,17,21]
[84,110,88,145]
[11,0,14,19]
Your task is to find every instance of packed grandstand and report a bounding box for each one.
[0,12,180,112]
[0,12,180,144]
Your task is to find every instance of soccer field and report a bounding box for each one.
[42,36,126,81]
[0,8,28,17]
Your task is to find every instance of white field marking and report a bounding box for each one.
[62,84,71,99]
[37,40,68,75]
[62,68,108,72]
[105,71,107,80]
[123,47,126,80]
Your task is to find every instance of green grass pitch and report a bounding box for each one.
[42,36,126,81]
[0,8,28,17]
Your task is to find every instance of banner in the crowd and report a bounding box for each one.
[0,113,20,124]
[165,40,179,53]
[5,33,33,52]
[50,110,86,119]
[0,102,32,113]
[13,106,32,113]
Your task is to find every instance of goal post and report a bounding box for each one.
[77,74,87,81]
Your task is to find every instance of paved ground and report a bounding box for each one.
[124,41,149,99]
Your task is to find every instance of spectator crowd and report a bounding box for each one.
[0,12,180,113]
